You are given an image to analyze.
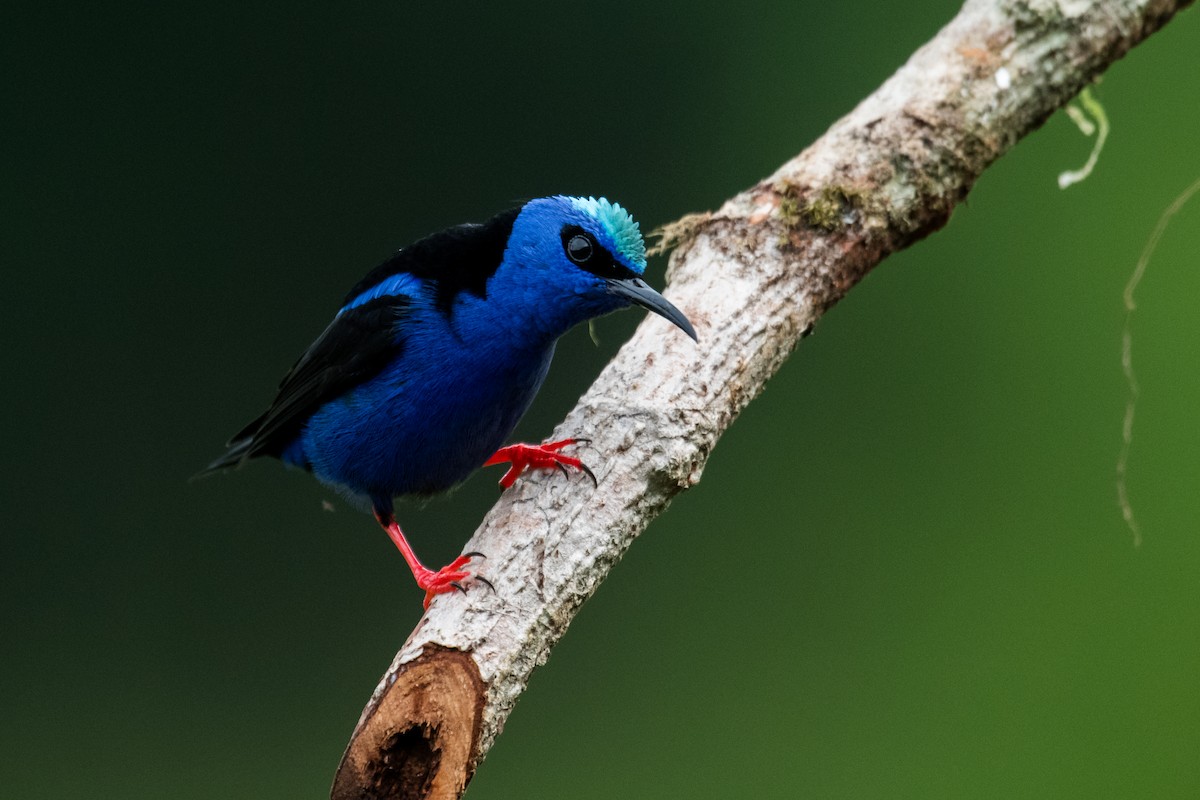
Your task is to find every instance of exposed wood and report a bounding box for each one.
[332,1,1195,797]
[333,648,485,800]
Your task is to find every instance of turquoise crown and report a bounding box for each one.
[568,196,647,271]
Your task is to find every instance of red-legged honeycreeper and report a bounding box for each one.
[201,196,696,607]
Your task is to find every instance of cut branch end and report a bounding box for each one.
[333,647,485,800]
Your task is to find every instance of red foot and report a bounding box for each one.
[377,512,493,609]
[484,438,597,489]
[411,553,489,610]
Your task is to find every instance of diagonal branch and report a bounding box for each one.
[332,1,1193,797]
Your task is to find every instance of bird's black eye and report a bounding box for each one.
[560,224,637,281]
[566,234,594,264]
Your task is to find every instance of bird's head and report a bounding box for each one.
[501,196,697,342]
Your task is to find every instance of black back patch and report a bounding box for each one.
[344,206,521,315]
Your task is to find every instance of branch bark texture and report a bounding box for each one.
[332,1,1192,797]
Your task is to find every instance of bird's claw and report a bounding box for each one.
[485,438,597,489]
[577,461,597,488]
[415,552,489,609]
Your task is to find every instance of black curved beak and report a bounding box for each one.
[606,277,698,341]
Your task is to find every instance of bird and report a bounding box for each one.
[200,196,696,608]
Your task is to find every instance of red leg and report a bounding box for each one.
[374,511,487,609]
[483,438,596,489]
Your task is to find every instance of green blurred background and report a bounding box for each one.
[4,1,1199,797]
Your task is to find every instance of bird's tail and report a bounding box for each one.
[191,412,266,480]
[192,440,253,480]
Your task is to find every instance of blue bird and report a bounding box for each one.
[202,196,696,607]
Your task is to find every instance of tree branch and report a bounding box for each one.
[332,1,1192,797]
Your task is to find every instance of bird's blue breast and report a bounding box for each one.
[285,286,555,506]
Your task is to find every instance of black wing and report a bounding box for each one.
[200,296,410,475]
[200,204,521,476]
